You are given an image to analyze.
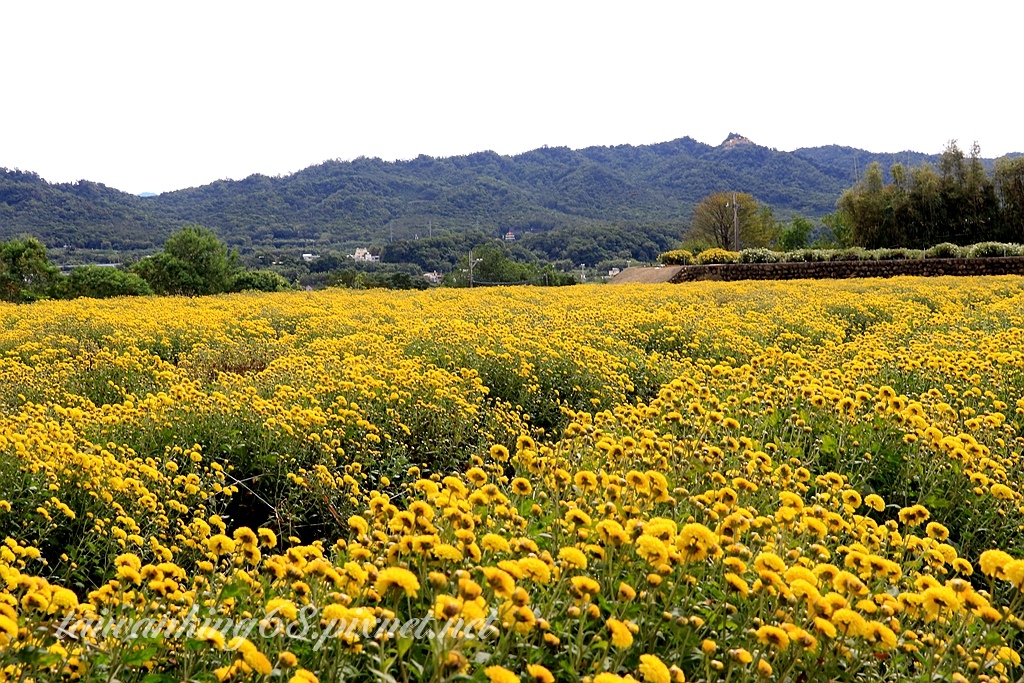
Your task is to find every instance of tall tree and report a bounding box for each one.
[838,162,891,248]
[965,142,1001,241]
[0,237,59,302]
[133,226,238,296]
[779,215,814,251]
[836,142,1016,248]
[821,209,853,247]
[687,192,771,250]
[938,140,970,242]
[908,164,942,246]
[995,156,1024,243]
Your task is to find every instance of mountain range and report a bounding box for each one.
[1,135,1019,259]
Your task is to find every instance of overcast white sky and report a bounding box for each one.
[2,1,1021,195]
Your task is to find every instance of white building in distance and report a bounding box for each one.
[351,248,380,262]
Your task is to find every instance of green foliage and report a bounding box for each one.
[4,137,1019,273]
[820,209,854,248]
[0,237,60,302]
[229,270,291,293]
[3,137,927,259]
[54,265,153,299]
[784,249,829,263]
[380,223,678,273]
[689,243,1020,265]
[995,156,1024,234]
[968,242,1023,258]
[695,248,739,265]
[924,242,963,259]
[875,248,920,261]
[687,192,773,251]
[380,232,493,272]
[328,269,430,290]
[0,170,170,251]
[659,249,694,265]
[518,223,681,266]
[779,215,814,251]
[444,242,576,287]
[828,247,871,261]
[133,226,238,296]
[838,142,1023,248]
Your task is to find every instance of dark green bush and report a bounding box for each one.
[54,265,153,299]
[230,270,291,292]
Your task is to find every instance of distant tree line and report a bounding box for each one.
[379,222,679,273]
[131,226,289,296]
[0,228,289,303]
[442,243,577,287]
[677,191,834,254]
[1,226,583,303]
[837,142,1024,248]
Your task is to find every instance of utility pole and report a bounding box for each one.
[468,250,482,287]
[428,220,432,238]
[732,192,740,251]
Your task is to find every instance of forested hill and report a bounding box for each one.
[1,135,1018,254]
[791,145,1021,184]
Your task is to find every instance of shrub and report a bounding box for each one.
[695,248,739,265]
[659,249,694,266]
[739,248,782,264]
[0,237,60,303]
[133,226,238,296]
[828,248,868,261]
[875,248,919,261]
[779,217,814,251]
[55,265,153,299]
[969,242,1023,258]
[784,249,828,263]
[230,270,291,293]
[925,243,963,259]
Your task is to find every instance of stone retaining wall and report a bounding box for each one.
[670,257,1024,282]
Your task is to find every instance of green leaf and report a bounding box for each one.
[123,646,158,666]
[985,629,1005,646]
[141,674,177,683]
[221,580,250,600]
[13,647,62,667]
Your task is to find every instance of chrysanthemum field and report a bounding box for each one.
[2,277,1024,683]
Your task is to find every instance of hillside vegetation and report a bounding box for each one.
[8,136,1012,259]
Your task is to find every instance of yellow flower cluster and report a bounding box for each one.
[0,276,1023,682]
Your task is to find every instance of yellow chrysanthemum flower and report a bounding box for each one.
[606,618,634,649]
[375,567,420,597]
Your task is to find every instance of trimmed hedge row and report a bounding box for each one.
[670,255,1024,283]
[661,242,1024,266]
